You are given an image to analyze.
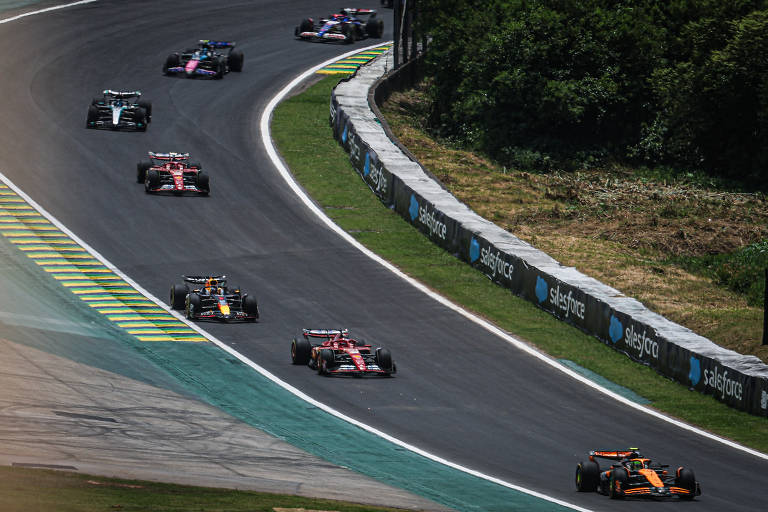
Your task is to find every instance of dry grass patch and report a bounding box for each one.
[382,88,768,362]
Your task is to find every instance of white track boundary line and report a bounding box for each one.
[259,45,768,466]
[0,0,98,24]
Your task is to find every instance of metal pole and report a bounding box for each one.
[763,267,767,345]
[393,0,400,68]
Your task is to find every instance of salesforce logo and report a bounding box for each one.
[469,238,480,262]
[609,315,623,344]
[624,323,659,360]
[408,194,419,221]
[689,356,701,386]
[470,238,514,279]
[408,194,447,239]
[363,153,387,195]
[535,276,586,320]
[690,356,743,401]
[535,276,548,303]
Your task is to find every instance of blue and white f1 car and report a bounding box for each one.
[295,8,384,44]
[86,90,151,131]
[164,40,244,79]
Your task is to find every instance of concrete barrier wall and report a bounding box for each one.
[330,51,768,417]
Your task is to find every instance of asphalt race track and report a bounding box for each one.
[0,1,766,510]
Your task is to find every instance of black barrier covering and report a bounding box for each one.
[391,180,461,253]
[330,53,768,417]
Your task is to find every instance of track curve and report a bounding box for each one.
[0,1,766,510]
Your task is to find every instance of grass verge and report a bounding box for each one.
[0,466,406,512]
[272,75,768,453]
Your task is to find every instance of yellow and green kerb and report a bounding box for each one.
[317,44,391,75]
[0,184,206,342]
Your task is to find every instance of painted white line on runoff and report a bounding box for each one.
[259,44,768,468]
[0,0,98,24]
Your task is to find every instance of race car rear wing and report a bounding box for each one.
[103,89,141,98]
[589,449,641,461]
[149,152,190,161]
[342,8,376,16]
[303,328,349,339]
[183,275,227,284]
[199,39,236,48]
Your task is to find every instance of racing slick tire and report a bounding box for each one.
[86,105,98,128]
[609,467,628,499]
[170,284,189,310]
[676,467,697,500]
[136,161,151,183]
[196,171,210,195]
[189,162,202,170]
[575,460,600,492]
[164,53,180,74]
[318,349,335,375]
[134,107,148,131]
[227,49,244,72]
[242,294,259,320]
[342,24,355,44]
[214,58,226,79]
[291,337,311,365]
[297,18,313,37]
[366,17,384,38]
[138,100,152,122]
[186,293,201,320]
[145,169,160,193]
[375,347,394,374]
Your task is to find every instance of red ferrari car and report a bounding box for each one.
[575,449,700,500]
[291,328,396,376]
[136,152,210,195]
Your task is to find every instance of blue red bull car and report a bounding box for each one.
[170,275,259,322]
[575,449,701,500]
[294,8,384,44]
[163,40,243,79]
[291,329,396,376]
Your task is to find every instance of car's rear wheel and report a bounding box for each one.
[170,284,189,310]
[86,105,98,128]
[291,337,311,365]
[575,460,600,492]
[342,24,355,44]
[136,161,151,183]
[366,17,384,38]
[318,349,335,375]
[676,467,697,500]
[609,468,628,499]
[299,18,313,33]
[186,293,201,320]
[145,169,159,193]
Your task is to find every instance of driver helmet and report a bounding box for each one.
[630,460,643,470]
[205,279,218,293]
